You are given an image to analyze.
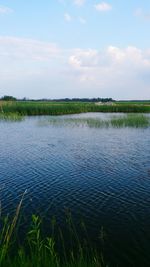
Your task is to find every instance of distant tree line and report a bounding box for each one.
[0,95,115,102]
[22,97,115,102]
[0,95,17,101]
[47,98,115,103]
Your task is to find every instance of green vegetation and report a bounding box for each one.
[40,114,150,128]
[0,101,150,117]
[0,101,92,116]
[0,199,107,267]
[0,102,150,128]
[116,100,150,105]
[0,112,23,121]
[0,101,149,128]
[0,101,150,128]
[110,114,149,128]
[0,95,17,101]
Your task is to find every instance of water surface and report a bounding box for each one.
[0,113,150,267]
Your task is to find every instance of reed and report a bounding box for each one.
[0,203,107,267]
[41,114,150,128]
[0,101,91,116]
[0,112,23,121]
[110,114,150,128]
[0,101,150,116]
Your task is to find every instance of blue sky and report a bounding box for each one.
[0,0,150,99]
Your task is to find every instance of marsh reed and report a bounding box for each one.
[0,101,150,116]
[0,198,107,267]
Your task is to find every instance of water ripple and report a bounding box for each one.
[0,113,150,266]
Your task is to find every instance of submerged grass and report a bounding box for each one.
[0,112,23,121]
[41,114,150,128]
[110,114,150,128]
[0,200,107,267]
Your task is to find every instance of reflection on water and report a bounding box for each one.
[0,113,150,267]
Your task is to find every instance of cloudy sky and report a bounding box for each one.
[0,0,150,99]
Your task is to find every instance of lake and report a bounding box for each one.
[0,113,150,267]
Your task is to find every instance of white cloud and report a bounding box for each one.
[69,49,98,69]
[68,46,150,98]
[0,36,60,61]
[135,8,142,17]
[58,0,66,4]
[64,13,72,22]
[0,38,150,99]
[135,8,150,21]
[64,14,86,24]
[95,2,112,12]
[79,17,86,24]
[74,0,85,6]
[69,46,150,70]
[59,0,85,6]
[0,5,13,14]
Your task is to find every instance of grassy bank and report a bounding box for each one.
[0,101,150,116]
[0,201,107,267]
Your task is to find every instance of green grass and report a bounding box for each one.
[0,102,149,128]
[41,114,150,128]
[0,197,107,267]
[0,101,150,116]
[0,101,91,116]
[0,112,23,121]
[116,101,150,105]
[110,114,150,128]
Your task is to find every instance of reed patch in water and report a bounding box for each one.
[0,203,107,267]
[110,114,149,128]
[40,114,150,128]
[0,112,24,121]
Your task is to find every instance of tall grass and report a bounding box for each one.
[0,101,91,116]
[0,201,107,267]
[0,101,150,116]
[0,112,23,121]
[110,114,150,128]
[41,114,150,128]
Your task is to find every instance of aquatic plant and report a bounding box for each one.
[0,101,150,116]
[110,114,150,128]
[0,112,24,121]
[0,201,106,267]
[40,114,150,128]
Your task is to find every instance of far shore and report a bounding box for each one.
[0,100,150,116]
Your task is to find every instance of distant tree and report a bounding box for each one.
[50,98,115,103]
[22,97,27,101]
[1,95,17,101]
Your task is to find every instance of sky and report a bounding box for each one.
[0,0,150,99]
